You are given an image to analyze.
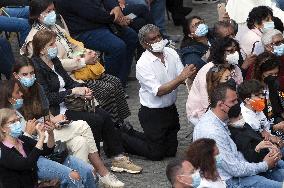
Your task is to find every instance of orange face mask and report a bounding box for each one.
[249,98,265,112]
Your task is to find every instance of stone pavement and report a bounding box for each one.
[6,1,224,187]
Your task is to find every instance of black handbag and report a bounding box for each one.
[47,141,68,164]
[64,95,98,113]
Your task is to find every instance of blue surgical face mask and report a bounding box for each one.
[195,23,208,37]
[261,21,275,33]
[47,46,58,59]
[179,171,201,188]
[215,154,222,168]
[19,74,36,88]
[273,43,284,56]
[12,98,24,110]
[9,121,23,138]
[43,11,56,26]
[191,171,201,188]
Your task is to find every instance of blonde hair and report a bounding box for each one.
[0,108,15,141]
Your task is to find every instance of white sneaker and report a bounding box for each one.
[100,173,125,188]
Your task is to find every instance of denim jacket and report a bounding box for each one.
[179,43,209,70]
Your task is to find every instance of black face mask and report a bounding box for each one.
[227,102,241,119]
[264,75,278,85]
[226,78,237,89]
[264,75,280,92]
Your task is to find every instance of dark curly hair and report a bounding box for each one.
[187,138,219,181]
[181,16,203,48]
[208,37,240,64]
[253,52,280,82]
[247,6,273,29]
[237,79,264,101]
[273,17,284,33]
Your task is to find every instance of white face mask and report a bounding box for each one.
[149,39,168,52]
[231,118,246,128]
[226,51,239,65]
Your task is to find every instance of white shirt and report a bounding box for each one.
[226,0,284,24]
[136,47,184,108]
[52,65,67,114]
[198,178,226,188]
[240,103,271,132]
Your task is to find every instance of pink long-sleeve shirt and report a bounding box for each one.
[186,62,243,123]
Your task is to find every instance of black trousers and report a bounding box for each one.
[122,104,180,161]
[65,107,124,157]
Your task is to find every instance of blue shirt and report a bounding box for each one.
[193,110,268,181]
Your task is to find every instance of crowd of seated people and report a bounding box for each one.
[2,0,284,187]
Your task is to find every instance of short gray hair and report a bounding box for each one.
[138,24,160,45]
[261,29,283,45]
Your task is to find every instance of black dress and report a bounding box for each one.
[229,123,269,163]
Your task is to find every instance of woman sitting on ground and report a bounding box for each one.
[186,37,243,125]
[187,138,226,188]
[6,62,125,187]
[31,29,142,175]
[0,108,54,187]
[180,16,211,70]
[0,108,55,187]
[21,0,132,125]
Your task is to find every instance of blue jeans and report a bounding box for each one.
[37,156,98,188]
[126,0,147,5]
[0,38,15,79]
[76,26,138,87]
[275,0,284,11]
[226,162,284,188]
[126,0,166,35]
[150,0,166,35]
[0,6,30,45]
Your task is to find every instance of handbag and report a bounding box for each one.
[64,95,99,113]
[47,140,68,164]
